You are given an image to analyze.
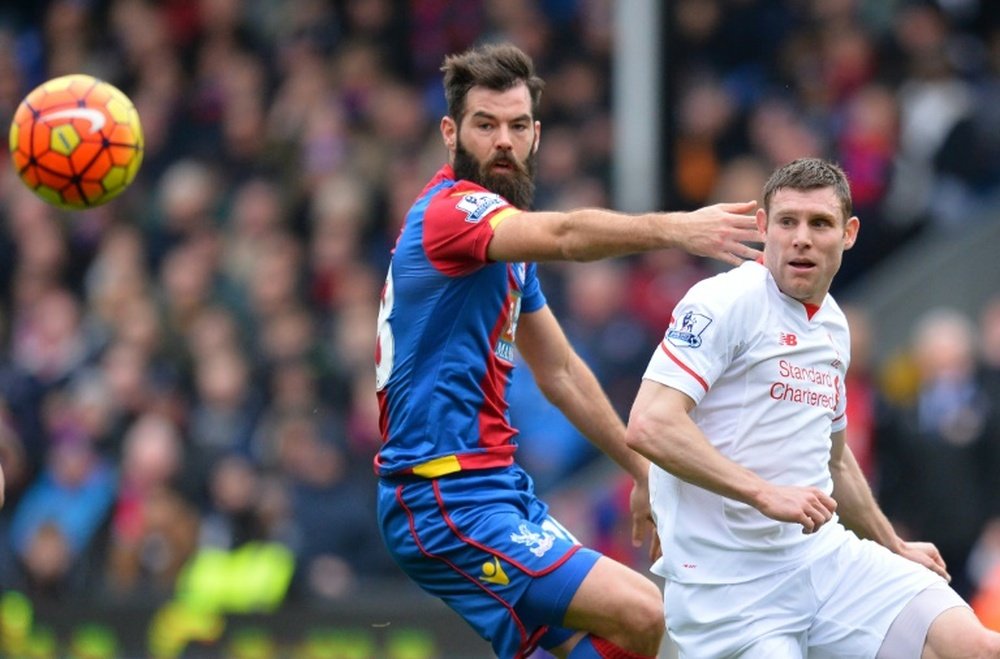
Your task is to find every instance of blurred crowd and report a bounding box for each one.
[0,0,997,620]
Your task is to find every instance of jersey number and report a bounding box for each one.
[375,265,395,391]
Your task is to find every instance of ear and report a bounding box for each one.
[532,120,541,154]
[441,116,457,151]
[755,207,768,238]
[843,215,860,250]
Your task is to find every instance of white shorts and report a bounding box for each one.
[664,528,948,658]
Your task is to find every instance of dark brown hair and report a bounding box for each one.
[441,43,545,123]
[762,158,853,219]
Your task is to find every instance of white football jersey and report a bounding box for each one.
[644,261,850,584]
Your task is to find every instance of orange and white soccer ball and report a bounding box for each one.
[9,73,144,210]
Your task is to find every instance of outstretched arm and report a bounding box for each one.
[829,430,950,581]
[488,201,761,266]
[626,380,838,534]
[516,306,656,553]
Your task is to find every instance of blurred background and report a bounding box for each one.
[0,0,998,657]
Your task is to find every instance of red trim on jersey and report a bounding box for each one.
[458,449,517,470]
[377,388,389,443]
[803,302,821,320]
[431,479,581,577]
[395,484,534,651]
[659,341,710,392]
[477,265,519,450]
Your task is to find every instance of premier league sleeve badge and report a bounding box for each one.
[666,310,713,348]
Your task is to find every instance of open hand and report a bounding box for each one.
[898,541,950,582]
[682,201,761,266]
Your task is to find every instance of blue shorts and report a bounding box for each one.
[377,464,601,659]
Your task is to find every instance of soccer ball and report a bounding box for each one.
[9,74,144,210]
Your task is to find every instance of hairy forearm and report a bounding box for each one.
[544,209,684,262]
[490,201,760,266]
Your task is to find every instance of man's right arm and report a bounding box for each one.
[625,380,838,534]
[487,202,761,266]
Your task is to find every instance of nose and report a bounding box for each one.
[793,225,812,248]
[494,124,513,150]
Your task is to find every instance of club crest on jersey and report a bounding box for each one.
[456,192,506,223]
[510,524,555,558]
[666,310,712,348]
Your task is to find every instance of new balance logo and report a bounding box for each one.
[480,556,510,586]
[779,333,798,346]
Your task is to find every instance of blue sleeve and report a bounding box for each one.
[521,263,546,313]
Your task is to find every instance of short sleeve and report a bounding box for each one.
[423,183,520,276]
[521,263,546,313]
[643,276,747,404]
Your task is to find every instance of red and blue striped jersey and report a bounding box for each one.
[374,165,547,478]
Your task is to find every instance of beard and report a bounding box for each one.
[452,140,537,210]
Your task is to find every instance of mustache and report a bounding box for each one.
[453,140,536,209]
[485,151,527,175]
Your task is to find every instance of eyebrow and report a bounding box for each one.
[773,207,838,220]
[470,110,533,123]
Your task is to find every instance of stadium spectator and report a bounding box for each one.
[104,412,197,597]
[188,345,264,460]
[198,451,263,551]
[876,307,1000,600]
[7,426,115,598]
[271,410,384,600]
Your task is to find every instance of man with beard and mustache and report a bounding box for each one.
[373,42,760,659]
